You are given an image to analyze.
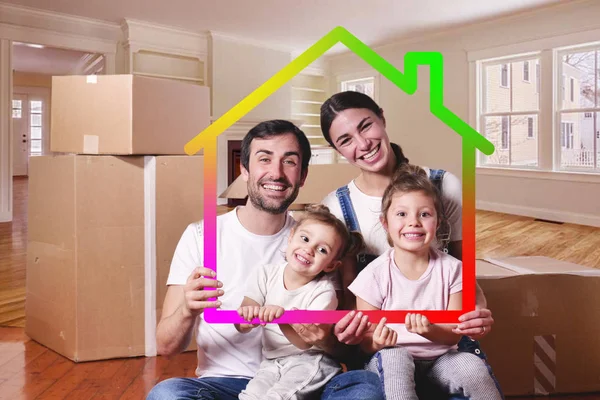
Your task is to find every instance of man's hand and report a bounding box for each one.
[290,323,332,348]
[405,313,432,335]
[452,308,494,339]
[182,267,223,319]
[288,308,331,349]
[258,305,285,325]
[372,317,398,351]
[334,310,371,345]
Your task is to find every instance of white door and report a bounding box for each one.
[12,94,29,176]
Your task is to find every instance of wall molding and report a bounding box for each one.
[0,22,117,54]
[0,3,121,42]
[477,166,600,184]
[0,3,119,54]
[476,200,600,228]
[122,19,209,58]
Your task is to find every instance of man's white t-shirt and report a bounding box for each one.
[166,208,296,379]
[321,167,462,256]
[244,262,338,360]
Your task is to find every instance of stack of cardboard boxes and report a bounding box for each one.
[26,75,210,362]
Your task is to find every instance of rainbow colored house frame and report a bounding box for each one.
[184,26,495,325]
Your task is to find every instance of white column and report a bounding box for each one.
[0,39,13,222]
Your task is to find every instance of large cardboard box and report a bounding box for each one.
[26,154,203,361]
[50,75,210,155]
[476,257,600,396]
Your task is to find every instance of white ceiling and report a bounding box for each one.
[4,0,563,53]
[12,42,93,75]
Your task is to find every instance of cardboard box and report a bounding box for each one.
[26,154,203,361]
[476,256,600,396]
[220,163,361,208]
[50,74,210,155]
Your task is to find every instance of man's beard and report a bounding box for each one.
[247,177,301,215]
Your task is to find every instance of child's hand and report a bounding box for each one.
[372,317,398,351]
[237,305,260,330]
[258,305,285,324]
[405,313,432,335]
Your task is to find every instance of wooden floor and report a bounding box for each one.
[1,177,599,399]
[0,177,27,328]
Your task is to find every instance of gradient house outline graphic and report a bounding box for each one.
[184,26,495,325]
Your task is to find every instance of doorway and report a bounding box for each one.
[11,41,103,176]
[11,91,48,176]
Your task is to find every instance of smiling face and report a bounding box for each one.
[382,190,439,254]
[327,108,393,173]
[286,220,342,279]
[241,133,307,215]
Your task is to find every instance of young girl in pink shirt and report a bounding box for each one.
[348,164,503,400]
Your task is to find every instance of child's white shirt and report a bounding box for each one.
[245,262,338,359]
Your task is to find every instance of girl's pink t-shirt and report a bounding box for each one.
[348,248,463,360]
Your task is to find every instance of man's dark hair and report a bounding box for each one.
[241,120,312,175]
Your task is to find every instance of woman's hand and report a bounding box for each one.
[452,308,494,339]
[372,317,398,351]
[334,310,371,345]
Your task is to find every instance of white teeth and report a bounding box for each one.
[296,254,310,265]
[362,145,379,160]
[403,233,423,238]
[263,184,285,191]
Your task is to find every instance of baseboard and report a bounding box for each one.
[476,200,600,228]
[0,210,12,222]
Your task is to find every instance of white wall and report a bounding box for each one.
[210,34,293,203]
[327,0,600,227]
[211,34,292,120]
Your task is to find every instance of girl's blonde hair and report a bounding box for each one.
[295,204,364,260]
[380,164,448,249]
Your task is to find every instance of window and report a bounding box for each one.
[481,57,539,166]
[12,100,22,118]
[500,64,509,87]
[476,43,600,172]
[29,101,42,156]
[341,77,375,100]
[501,117,509,149]
[559,48,599,169]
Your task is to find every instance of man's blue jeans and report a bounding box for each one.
[146,370,384,400]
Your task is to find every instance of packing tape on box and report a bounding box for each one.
[144,156,157,357]
[534,334,557,395]
[83,135,99,154]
